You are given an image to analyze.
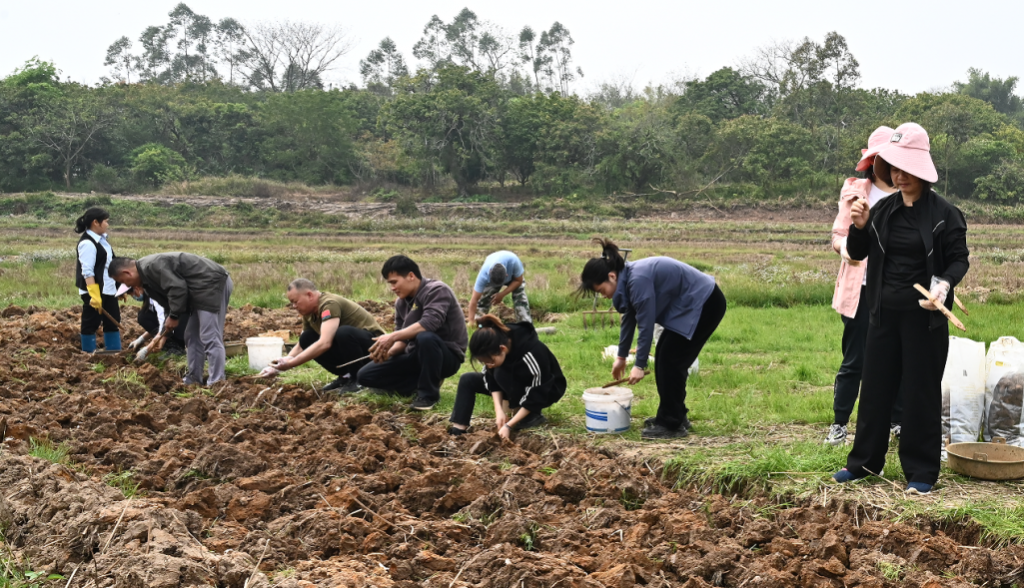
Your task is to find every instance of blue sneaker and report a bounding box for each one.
[905,482,933,495]
[832,468,862,483]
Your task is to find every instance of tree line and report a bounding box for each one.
[1,4,1023,203]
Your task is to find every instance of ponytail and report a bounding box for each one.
[469,314,512,366]
[75,207,110,234]
[577,237,625,296]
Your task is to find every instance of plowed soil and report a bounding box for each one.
[2,305,1022,587]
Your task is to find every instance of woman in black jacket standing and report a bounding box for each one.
[832,123,970,494]
[449,315,566,439]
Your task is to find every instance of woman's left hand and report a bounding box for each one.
[627,366,646,384]
[919,279,950,311]
[498,423,512,441]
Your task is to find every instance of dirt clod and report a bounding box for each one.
[1,304,1022,587]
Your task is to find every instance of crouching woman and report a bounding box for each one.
[449,315,566,439]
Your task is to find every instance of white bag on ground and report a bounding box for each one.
[603,323,697,374]
[984,336,1024,444]
[941,337,986,446]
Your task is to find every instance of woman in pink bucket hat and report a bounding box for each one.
[832,122,970,495]
[825,126,906,447]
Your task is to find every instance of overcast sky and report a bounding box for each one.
[2,0,1021,96]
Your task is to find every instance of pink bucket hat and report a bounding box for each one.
[874,122,939,183]
[855,125,896,171]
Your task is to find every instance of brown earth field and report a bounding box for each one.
[2,305,1023,588]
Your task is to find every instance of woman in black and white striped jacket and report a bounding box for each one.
[449,315,566,439]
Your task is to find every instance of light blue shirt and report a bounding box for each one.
[77,230,116,296]
[474,251,525,293]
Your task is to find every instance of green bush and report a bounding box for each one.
[975,159,1024,203]
[394,194,420,217]
[88,164,130,194]
[130,143,189,187]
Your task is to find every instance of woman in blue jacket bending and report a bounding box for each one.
[579,238,727,439]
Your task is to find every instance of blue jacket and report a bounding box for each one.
[613,257,716,369]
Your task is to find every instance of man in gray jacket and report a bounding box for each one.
[357,255,467,410]
[110,253,233,385]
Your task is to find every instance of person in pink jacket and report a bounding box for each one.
[825,126,905,446]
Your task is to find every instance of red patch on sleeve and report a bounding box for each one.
[321,310,332,319]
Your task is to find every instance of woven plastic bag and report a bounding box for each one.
[984,337,1024,445]
[941,337,986,446]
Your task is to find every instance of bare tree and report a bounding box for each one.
[739,38,822,100]
[241,21,351,91]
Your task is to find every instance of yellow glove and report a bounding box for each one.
[87,283,103,310]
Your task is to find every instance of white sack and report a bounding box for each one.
[984,336,1024,445]
[941,337,986,445]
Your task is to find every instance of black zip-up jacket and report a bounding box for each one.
[482,322,566,413]
[847,189,969,330]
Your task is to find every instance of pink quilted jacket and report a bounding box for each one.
[831,178,872,318]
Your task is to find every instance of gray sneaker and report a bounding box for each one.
[825,423,848,446]
[890,423,902,441]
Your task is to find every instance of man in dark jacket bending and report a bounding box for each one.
[357,255,468,411]
[110,253,233,385]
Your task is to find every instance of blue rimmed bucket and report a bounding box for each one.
[582,386,633,433]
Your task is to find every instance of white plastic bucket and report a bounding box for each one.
[246,337,283,371]
[582,386,634,434]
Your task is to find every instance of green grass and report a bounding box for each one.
[876,561,904,581]
[897,501,1024,548]
[27,438,70,466]
[103,470,142,499]
[0,556,64,588]
[101,368,146,394]
[663,441,849,496]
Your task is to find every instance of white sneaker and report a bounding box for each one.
[890,423,902,441]
[825,423,848,446]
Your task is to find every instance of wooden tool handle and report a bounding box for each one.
[602,370,650,388]
[100,308,122,331]
[336,354,372,369]
[914,284,966,332]
[953,295,969,316]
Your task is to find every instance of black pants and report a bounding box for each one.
[298,326,375,377]
[450,372,501,426]
[450,371,556,426]
[845,306,948,485]
[80,293,121,334]
[138,305,189,349]
[357,331,463,401]
[833,286,905,425]
[653,285,727,429]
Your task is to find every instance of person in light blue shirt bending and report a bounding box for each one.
[467,250,531,323]
[578,238,727,440]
